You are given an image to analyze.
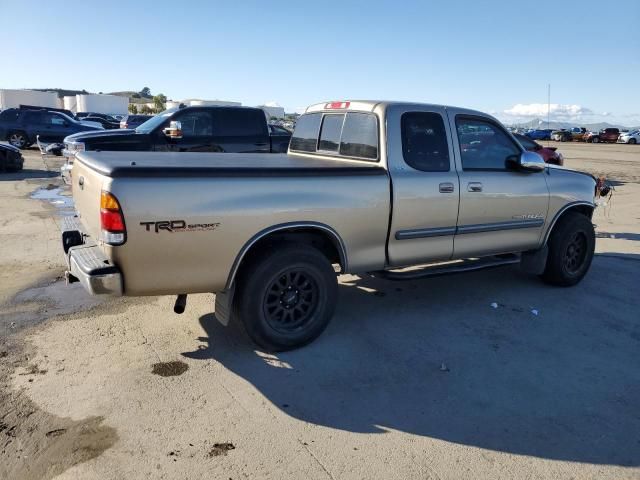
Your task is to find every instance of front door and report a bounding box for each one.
[165,109,215,152]
[387,106,460,266]
[449,113,549,258]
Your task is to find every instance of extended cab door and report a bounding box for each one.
[210,108,270,153]
[387,105,460,266]
[448,112,549,258]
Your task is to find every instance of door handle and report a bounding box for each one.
[467,182,483,192]
[439,182,455,193]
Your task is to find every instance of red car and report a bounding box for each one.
[514,133,564,166]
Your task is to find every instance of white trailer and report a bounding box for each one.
[76,94,128,115]
[0,89,60,110]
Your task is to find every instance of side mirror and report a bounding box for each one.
[508,151,546,172]
[163,120,182,139]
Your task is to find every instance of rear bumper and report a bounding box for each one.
[62,217,123,296]
[66,245,123,295]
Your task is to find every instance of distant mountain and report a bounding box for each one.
[508,117,633,131]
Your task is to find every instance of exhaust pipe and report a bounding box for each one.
[174,294,187,314]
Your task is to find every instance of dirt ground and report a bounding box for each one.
[1,143,639,480]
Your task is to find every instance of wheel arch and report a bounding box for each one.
[224,222,348,291]
[542,201,595,246]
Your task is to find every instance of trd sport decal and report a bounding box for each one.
[140,220,220,233]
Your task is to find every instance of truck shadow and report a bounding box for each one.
[183,253,640,466]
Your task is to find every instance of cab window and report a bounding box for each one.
[456,117,521,170]
[173,111,213,137]
[401,112,450,172]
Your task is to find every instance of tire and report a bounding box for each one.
[629,138,637,145]
[236,243,338,351]
[591,136,600,144]
[8,131,28,149]
[540,212,595,286]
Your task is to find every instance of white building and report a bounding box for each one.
[0,89,61,110]
[258,103,285,120]
[76,94,128,115]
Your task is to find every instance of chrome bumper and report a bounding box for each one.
[66,245,123,295]
[63,216,122,296]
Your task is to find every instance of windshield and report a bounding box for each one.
[135,108,178,133]
[57,112,80,124]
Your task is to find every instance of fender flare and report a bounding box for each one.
[542,201,595,246]
[224,221,348,291]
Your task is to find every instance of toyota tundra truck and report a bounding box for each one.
[61,101,597,351]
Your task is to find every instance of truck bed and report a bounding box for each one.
[71,150,391,295]
[75,151,386,178]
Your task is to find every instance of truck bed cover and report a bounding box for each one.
[75,151,386,178]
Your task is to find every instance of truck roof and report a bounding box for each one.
[305,100,487,117]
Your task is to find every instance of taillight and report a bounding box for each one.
[100,191,126,245]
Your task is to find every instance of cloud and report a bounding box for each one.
[503,103,593,119]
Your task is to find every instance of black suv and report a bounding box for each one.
[0,108,101,148]
[64,106,291,155]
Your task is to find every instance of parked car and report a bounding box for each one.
[525,129,553,140]
[570,127,588,142]
[268,124,292,152]
[585,128,620,143]
[62,100,597,351]
[76,112,118,121]
[0,143,23,171]
[64,106,291,158]
[514,133,564,165]
[82,116,120,130]
[0,108,102,148]
[550,130,572,142]
[119,114,153,129]
[618,130,639,144]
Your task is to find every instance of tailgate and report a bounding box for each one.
[71,158,108,241]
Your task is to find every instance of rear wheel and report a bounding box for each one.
[236,244,338,351]
[591,136,600,143]
[541,212,595,286]
[629,138,637,145]
[8,131,28,149]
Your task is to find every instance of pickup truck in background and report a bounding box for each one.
[63,105,291,158]
[585,128,620,144]
[62,100,597,351]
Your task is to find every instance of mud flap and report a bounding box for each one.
[520,246,548,275]
[214,285,235,326]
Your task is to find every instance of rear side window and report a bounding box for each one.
[339,113,378,159]
[401,112,450,171]
[318,114,344,152]
[290,112,378,160]
[290,113,322,152]
[211,109,267,137]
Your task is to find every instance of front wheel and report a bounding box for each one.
[8,131,28,149]
[236,244,338,351]
[591,136,600,143]
[629,138,637,145]
[540,212,595,286]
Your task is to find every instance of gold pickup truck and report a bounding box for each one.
[62,101,597,350]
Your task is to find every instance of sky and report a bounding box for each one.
[2,0,639,125]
